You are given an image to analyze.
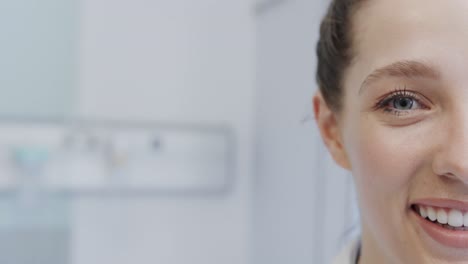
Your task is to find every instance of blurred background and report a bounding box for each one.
[0,0,359,263]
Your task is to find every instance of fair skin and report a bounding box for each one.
[314,0,468,263]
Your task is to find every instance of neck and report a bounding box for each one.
[358,225,389,264]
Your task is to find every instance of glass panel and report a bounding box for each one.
[0,0,77,118]
[0,1,76,263]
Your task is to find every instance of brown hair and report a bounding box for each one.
[316,0,365,112]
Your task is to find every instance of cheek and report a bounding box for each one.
[342,118,436,259]
[344,118,434,214]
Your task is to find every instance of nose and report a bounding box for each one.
[432,114,468,184]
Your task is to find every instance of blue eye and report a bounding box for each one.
[373,88,428,116]
[392,97,414,110]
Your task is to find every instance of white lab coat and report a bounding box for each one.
[331,239,360,264]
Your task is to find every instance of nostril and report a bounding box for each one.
[437,172,468,186]
[432,150,468,182]
[444,172,456,178]
[438,172,458,180]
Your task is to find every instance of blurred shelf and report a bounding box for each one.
[0,118,235,196]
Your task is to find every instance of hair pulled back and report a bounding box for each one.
[316,0,366,111]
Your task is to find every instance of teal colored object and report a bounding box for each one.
[13,147,50,168]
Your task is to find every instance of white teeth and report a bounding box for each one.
[427,207,437,221]
[437,209,448,224]
[419,206,468,228]
[419,207,427,218]
[448,209,464,227]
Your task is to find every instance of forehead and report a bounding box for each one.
[348,0,468,87]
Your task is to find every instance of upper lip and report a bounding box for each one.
[412,198,468,212]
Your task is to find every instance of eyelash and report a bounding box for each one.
[372,87,428,116]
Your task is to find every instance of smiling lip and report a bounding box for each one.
[412,198,468,248]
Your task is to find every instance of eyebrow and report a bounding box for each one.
[358,60,441,95]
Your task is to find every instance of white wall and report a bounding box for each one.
[254,1,359,263]
[71,1,255,264]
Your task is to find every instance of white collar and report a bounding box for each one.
[332,239,360,264]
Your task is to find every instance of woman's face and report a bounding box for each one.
[316,0,468,263]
